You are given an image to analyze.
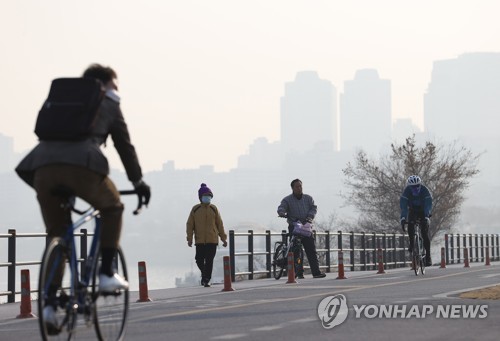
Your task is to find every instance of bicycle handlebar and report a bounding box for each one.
[119,190,143,215]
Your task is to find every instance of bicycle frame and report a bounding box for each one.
[411,219,425,275]
[68,209,101,308]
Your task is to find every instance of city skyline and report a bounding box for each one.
[2,51,499,174]
[2,1,500,172]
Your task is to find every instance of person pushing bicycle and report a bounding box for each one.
[400,175,433,266]
[277,179,326,279]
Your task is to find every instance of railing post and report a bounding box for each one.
[265,230,271,278]
[445,234,449,265]
[450,234,454,264]
[281,230,287,244]
[248,230,254,280]
[325,231,331,273]
[486,234,490,265]
[456,234,461,263]
[80,228,88,277]
[401,234,407,268]
[7,229,16,303]
[462,234,467,263]
[480,234,485,262]
[372,232,377,270]
[392,234,397,269]
[496,234,500,261]
[350,232,355,271]
[361,232,366,271]
[468,234,473,263]
[229,230,235,282]
[382,232,387,268]
[475,234,479,262]
[338,230,343,250]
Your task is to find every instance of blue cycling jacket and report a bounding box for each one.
[400,184,433,219]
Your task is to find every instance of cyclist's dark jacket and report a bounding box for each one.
[15,90,143,187]
[400,184,432,220]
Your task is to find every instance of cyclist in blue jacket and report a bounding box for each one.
[400,175,433,266]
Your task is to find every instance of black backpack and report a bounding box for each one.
[34,77,105,141]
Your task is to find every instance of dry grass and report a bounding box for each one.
[459,285,500,300]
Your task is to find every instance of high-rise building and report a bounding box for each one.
[280,71,337,154]
[424,52,500,140]
[340,69,391,153]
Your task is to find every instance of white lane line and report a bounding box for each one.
[252,325,284,331]
[211,334,248,340]
[481,274,500,278]
[252,317,316,332]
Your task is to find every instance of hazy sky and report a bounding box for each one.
[1,1,499,172]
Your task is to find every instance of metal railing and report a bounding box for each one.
[444,233,500,264]
[228,229,409,281]
[0,228,92,303]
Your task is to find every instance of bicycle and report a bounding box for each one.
[272,218,311,280]
[272,233,304,280]
[38,187,143,341]
[404,218,426,276]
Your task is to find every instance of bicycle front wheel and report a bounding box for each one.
[93,247,129,341]
[412,237,419,276]
[419,237,426,275]
[38,237,78,341]
[273,243,286,280]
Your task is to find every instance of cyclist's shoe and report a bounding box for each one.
[99,273,129,293]
[313,272,326,278]
[43,305,59,335]
[203,281,211,287]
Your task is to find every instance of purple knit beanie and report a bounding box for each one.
[198,183,213,199]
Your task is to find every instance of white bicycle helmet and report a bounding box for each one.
[407,175,422,186]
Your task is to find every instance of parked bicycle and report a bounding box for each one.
[404,218,426,276]
[38,188,142,341]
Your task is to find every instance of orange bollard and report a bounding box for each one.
[336,251,347,279]
[286,252,297,284]
[463,249,470,268]
[485,248,491,266]
[377,248,386,274]
[137,261,152,302]
[440,247,446,269]
[221,256,235,292]
[16,269,35,318]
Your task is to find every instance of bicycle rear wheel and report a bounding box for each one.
[273,242,286,280]
[93,246,129,341]
[38,237,79,341]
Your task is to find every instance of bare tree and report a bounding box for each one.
[341,135,481,240]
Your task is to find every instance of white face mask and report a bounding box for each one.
[201,195,212,204]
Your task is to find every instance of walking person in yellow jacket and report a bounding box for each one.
[186,183,227,287]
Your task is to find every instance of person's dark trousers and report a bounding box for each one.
[291,238,304,276]
[407,211,431,261]
[288,225,322,276]
[301,236,322,275]
[195,243,217,283]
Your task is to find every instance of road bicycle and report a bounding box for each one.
[38,187,143,341]
[404,218,426,276]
